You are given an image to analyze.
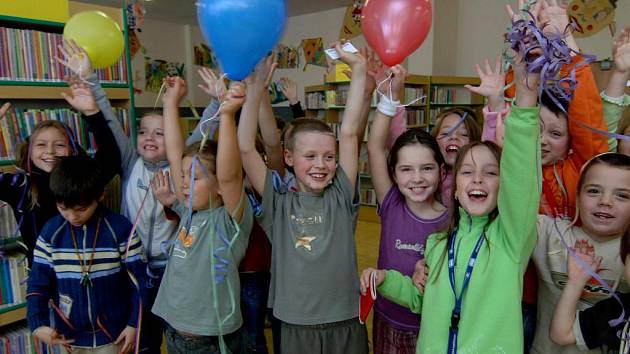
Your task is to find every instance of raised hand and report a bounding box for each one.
[198,67,226,100]
[61,79,99,115]
[567,239,602,286]
[388,64,409,101]
[56,39,93,78]
[246,54,277,90]
[613,27,630,73]
[151,170,176,208]
[279,77,299,104]
[538,0,570,35]
[332,40,366,69]
[0,102,10,119]
[506,0,543,25]
[343,47,385,97]
[465,58,506,112]
[220,82,247,116]
[162,76,188,106]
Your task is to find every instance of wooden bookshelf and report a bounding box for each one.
[0,303,27,327]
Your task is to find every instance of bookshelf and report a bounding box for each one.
[0,1,136,166]
[305,74,483,219]
[0,2,134,342]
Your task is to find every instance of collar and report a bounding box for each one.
[143,159,169,172]
[457,207,490,234]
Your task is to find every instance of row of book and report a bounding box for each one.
[305,92,326,110]
[327,121,371,142]
[404,87,426,104]
[0,325,61,354]
[0,107,130,161]
[323,88,378,108]
[430,86,473,105]
[406,110,426,127]
[0,256,27,310]
[0,27,128,83]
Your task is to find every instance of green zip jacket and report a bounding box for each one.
[378,105,542,354]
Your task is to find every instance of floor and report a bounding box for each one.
[162,220,382,353]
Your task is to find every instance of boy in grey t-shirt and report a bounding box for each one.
[237,45,370,353]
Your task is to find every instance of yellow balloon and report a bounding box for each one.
[63,11,124,69]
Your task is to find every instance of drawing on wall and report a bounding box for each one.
[568,0,617,37]
[276,44,299,69]
[194,43,217,68]
[300,37,327,71]
[339,2,363,39]
[144,57,185,92]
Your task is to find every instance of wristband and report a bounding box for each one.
[377,96,400,117]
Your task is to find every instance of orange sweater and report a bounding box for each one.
[539,59,607,219]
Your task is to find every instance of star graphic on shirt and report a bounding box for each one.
[295,232,317,252]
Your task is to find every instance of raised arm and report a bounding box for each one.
[258,61,284,175]
[238,56,275,195]
[279,77,306,119]
[217,82,247,220]
[602,27,630,151]
[57,39,137,174]
[368,65,407,203]
[497,7,543,259]
[335,42,367,190]
[550,240,602,346]
[61,80,121,182]
[161,77,188,202]
[186,67,227,146]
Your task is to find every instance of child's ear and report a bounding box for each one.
[440,164,447,182]
[284,148,294,167]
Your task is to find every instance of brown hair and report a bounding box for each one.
[571,153,630,263]
[430,107,482,142]
[431,141,503,280]
[184,141,218,175]
[284,118,335,151]
[16,120,82,209]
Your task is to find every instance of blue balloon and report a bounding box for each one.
[197,0,286,81]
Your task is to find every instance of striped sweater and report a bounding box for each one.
[26,205,147,347]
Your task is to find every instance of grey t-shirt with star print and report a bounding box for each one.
[258,168,360,325]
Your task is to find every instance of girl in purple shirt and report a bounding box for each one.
[367,65,450,354]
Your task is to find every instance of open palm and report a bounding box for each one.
[613,27,630,72]
[62,81,97,114]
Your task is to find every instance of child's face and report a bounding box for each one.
[137,115,166,163]
[30,127,71,172]
[284,131,336,193]
[618,126,630,157]
[57,200,99,227]
[540,107,569,166]
[436,114,471,167]
[455,146,500,217]
[578,164,630,240]
[393,144,442,205]
[181,156,219,211]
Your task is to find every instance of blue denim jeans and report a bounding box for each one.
[240,272,270,353]
[165,325,248,354]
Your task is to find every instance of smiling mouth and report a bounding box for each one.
[468,190,488,202]
[592,212,613,220]
[143,145,158,151]
[446,145,459,153]
[309,173,327,180]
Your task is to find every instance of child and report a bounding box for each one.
[0,81,120,265]
[367,65,449,354]
[57,42,222,353]
[26,155,147,354]
[237,42,369,353]
[150,77,253,353]
[530,152,630,354]
[430,108,482,207]
[599,27,630,155]
[547,153,630,352]
[360,28,542,352]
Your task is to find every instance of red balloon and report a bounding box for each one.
[362,0,432,66]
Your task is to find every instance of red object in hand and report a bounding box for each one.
[359,271,378,324]
[361,0,433,66]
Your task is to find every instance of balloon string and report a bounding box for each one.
[199,73,227,151]
[375,72,426,108]
[153,81,167,112]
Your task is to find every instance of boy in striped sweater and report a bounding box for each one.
[27,155,147,354]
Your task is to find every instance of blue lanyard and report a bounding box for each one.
[447,228,485,354]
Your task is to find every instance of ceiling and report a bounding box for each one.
[79,0,353,24]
